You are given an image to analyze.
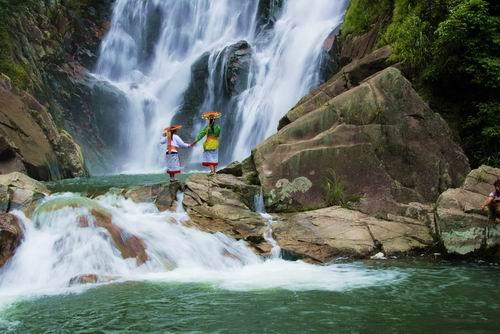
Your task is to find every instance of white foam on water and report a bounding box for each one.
[0,193,406,313]
[138,259,406,292]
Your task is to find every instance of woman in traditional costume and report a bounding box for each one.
[190,111,222,175]
[160,125,190,181]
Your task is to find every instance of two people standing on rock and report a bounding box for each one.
[161,111,222,181]
[481,178,500,223]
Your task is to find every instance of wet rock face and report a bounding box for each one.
[0,213,23,268]
[256,0,284,34]
[90,208,149,265]
[171,40,254,166]
[44,69,128,175]
[318,27,342,83]
[435,166,500,257]
[221,40,254,98]
[254,67,470,215]
[0,75,88,180]
[1,1,113,175]
[171,52,211,137]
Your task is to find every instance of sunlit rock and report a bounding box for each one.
[273,206,433,263]
[0,172,48,212]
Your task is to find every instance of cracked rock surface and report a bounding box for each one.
[273,206,433,263]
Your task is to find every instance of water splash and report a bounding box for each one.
[93,0,348,173]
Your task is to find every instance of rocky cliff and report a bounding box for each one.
[0,74,87,180]
[0,0,114,177]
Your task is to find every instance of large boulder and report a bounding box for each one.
[254,67,470,215]
[0,213,24,268]
[273,206,433,263]
[0,74,88,180]
[182,173,272,254]
[435,165,500,256]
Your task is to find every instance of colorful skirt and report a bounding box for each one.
[165,152,181,174]
[202,149,218,166]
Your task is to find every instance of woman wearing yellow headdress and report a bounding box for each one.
[190,111,222,175]
[160,125,190,181]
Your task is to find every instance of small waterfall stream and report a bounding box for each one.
[255,191,281,259]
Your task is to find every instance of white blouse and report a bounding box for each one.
[160,134,190,148]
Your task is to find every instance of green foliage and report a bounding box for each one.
[431,0,500,88]
[322,170,362,209]
[341,0,390,38]
[464,101,500,167]
[428,0,500,167]
[379,0,451,69]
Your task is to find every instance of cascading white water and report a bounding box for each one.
[0,192,405,308]
[93,0,348,173]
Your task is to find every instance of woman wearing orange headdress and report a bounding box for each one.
[190,111,222,175]
[161,125,190,181]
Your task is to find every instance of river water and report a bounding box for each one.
[1,261,499,333]
[0,175,499,333]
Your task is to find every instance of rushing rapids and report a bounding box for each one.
[0,192,405,310]
[93,0,348,173]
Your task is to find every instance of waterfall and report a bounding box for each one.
[0,192,405,305]
[93,0,348,173]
